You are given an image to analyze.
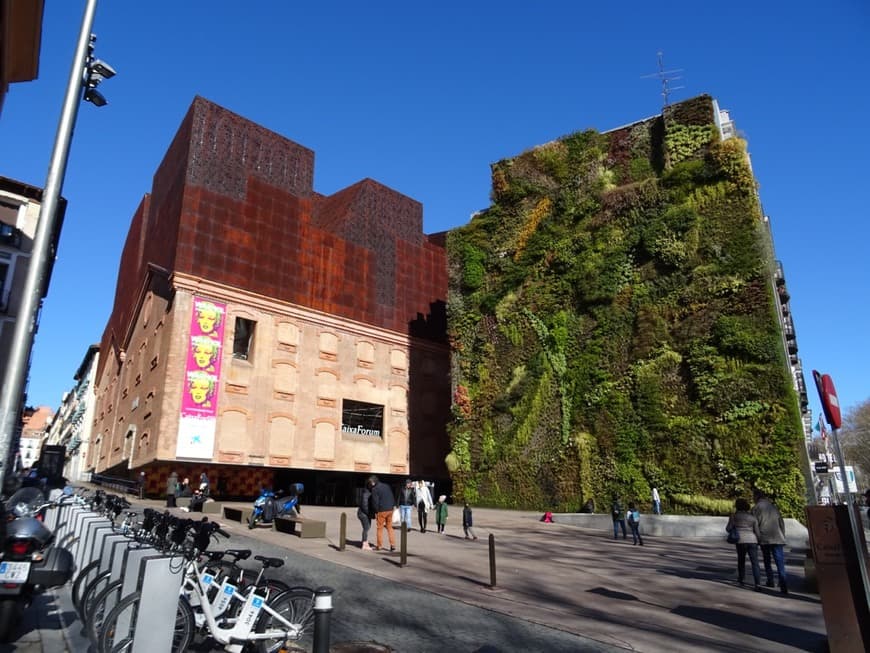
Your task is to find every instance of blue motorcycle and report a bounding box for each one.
[247,483,303,529]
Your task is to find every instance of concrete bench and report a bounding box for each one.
[273,515,326,538]
[203,501,223,515]
[223,506,254,524]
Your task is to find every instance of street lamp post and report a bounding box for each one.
[0,0,114,490]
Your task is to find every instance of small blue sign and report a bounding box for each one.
[0,563,6,573]
[224,584,235,595]
[252,597,263,609]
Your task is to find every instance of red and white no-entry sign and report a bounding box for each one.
[812,370,842,430]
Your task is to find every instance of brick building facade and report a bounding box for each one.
[86,98,450,503]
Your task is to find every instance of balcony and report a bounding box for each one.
[788,341,798,354]
[777,286,790,304]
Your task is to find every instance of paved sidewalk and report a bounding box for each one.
[187,500,828,652]
[0,591,70,653]
[5,494,830,652]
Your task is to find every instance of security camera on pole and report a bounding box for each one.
[0,0,115,490]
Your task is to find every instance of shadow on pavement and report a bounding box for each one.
[671,605,829,651]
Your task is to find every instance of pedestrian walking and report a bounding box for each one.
[357,484,374,550]
[752,489,788,594]
[415,480,434,532]
[611,497,627,540]
[726,498,762,590]
[462,502,478,540]
[627,502,643,545]
[396,479,416,532]
[435,495,448,534]
[652,487,662,515]
[165,471,178,507]
[368,475,396,551]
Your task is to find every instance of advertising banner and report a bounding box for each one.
[176,297,226,459]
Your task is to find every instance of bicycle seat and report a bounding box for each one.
[253,555,284,568]
[225,548,251,560]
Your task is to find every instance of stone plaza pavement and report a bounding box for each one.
[207,501,827,653]
[0,497,830,652]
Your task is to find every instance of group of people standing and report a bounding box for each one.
[356,477,474,550]
[165,470,210,508]
[726,489,789,594]
[610,498,644,545]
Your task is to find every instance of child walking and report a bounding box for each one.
[627,502,644,546]
[462,502,478,540]
[435,495,448,534]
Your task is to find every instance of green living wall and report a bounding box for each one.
[446,95,805,517]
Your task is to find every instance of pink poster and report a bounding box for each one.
[176,297,226,458]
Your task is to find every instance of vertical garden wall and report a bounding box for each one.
[446,95,805,517]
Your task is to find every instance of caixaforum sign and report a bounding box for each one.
[341,399,384,439]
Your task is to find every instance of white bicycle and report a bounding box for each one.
[98,520,315,653]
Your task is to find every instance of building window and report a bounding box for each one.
[341,399,384,439]
[0,219,22,248]
[233,317,256,360]
[0,258,9,311]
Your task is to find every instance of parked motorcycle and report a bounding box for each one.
[0,486,74,641]
[247,483,303,529]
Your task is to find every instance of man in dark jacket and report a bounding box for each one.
[396,479,416,532]
[611,498,627,540]
[368,475,396,551]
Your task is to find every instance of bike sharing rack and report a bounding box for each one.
[105,554,184,652]
[57,503,191,651]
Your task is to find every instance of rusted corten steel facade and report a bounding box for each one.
[87,97,450,499]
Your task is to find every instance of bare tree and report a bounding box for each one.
[839,398,870,487]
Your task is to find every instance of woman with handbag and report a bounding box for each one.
[726,498,762,590]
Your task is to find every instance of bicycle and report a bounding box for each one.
[98,520,315,653]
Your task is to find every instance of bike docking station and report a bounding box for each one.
[106,551,184,652]
[58,500,189,652]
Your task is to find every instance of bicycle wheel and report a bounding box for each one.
[72,560,102,615]
[80,570,112,622]
[99,592,194,653]
[254,588,315,653]
[257,577,291,597]
[86,579,123,644]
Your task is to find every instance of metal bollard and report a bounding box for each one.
[400,522,407,567]
[312,586,334,653]
[489,533,497,588]
[339,512,346,551]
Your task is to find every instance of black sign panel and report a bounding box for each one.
[341,399,384,438]
[814,461,829,473]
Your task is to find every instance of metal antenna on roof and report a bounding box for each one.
[641,51,685,108]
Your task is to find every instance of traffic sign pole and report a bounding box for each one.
[812,370,870,613]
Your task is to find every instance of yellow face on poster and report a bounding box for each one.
[196,302,221,334]
[188,374,214,406]
[192,337,219,369]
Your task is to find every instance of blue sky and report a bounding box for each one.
[1,1,867,424]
